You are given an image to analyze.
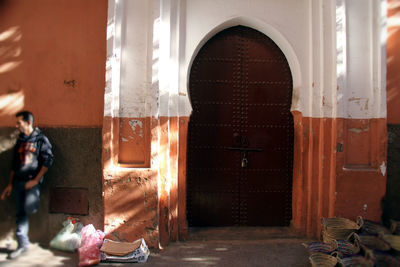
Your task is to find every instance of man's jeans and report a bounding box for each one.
[14,181,40,248]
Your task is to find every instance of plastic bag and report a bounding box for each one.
[78,224,105,267]
[50,217,83,252]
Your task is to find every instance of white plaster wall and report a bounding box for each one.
[106,0,386,119]
[337,0,386,119]
[181,0,310,117]
[105,0,156,118]
[104,0,117,118]
[119,0,154,118]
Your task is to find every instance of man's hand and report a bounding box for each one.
[1,184,12,200]
[25,180,38,190]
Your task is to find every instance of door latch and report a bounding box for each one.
[241,152,248,168]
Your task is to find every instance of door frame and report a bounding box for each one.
[177,18,304,239]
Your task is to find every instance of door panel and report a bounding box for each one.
[247,84,291,103]
[189,191,239,226]
[242,191,289,226]
[187,26,293,227]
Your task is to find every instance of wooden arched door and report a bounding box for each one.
[187,26,293,226]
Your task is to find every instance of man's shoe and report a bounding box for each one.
[7,246,28,259]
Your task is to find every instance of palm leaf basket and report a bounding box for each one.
[359,217,391,235]
[356,233,391,253]
[339,255,374,267]
[336,238,360,257]
[309,252,339,267]
[303,241,337,254]
[321,217,363,242]
[381,234,400,255]
[373,251,400,266]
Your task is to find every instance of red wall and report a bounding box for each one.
[0,0,107,127]
[387,0,400,124]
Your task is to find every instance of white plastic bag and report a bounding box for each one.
[50,217,83,252]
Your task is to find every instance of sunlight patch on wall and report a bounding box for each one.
[0,91,24,116]
[0,61,22,74]
[0,26,22,74]
[0,129,18,154]
[0,26,21,42]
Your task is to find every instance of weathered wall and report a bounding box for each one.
[104,0,388,245]
[332,0,388,229]
[384,0,400,225]
[0,127,103,245]
[0,0,107,247]
[102,117,160,247]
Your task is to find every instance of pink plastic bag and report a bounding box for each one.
[78,224,105,267]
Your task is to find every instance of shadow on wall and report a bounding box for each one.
[383,0,400,225]
[0,4,25,120]
[0,128,18,243]
[383,124,400,225]
[0,0,106,248]
[387,0,400,121]
[102,117,162,248]
[0,0,26,244]
[0,127,104,247]
[103,170,159,246]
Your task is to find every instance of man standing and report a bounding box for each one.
[1,111,54,259]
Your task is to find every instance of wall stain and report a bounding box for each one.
[128,120,144,138]
[348,126,369,133]
[63,79,76,87]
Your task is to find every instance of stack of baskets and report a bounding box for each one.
[304,216,400,266]
[321,216,363,243]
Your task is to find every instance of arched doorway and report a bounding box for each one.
[187,25,293,226]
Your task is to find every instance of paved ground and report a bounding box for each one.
[0,227,314,267]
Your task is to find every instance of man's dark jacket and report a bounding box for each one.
[12,127,54,181]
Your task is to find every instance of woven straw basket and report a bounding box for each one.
[309,252,338,267]
[321,217,363,242]
[381,234,400,254]
[336,238,360,257]
[356,233,391,252]
[359,218,391,235]
[303,241,337,255]
[373,251,400,266]
[339,255,374,267]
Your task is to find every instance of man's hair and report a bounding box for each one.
[16,110,34,125]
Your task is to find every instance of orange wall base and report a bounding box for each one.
[102,116,188,247]
[102,114,387,246]
[335,118,387,222]
[291,112,337,237]
[291,113,387,238]
[102,116,160,247]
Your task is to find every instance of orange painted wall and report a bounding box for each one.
[290,113,387,238]
[103,112,387,243]
[102,116,187,247]
[291,112,337,238]
[335,118,387,222]
[387,0,400,124]
[0,0,107,127]
[102,116,160,247]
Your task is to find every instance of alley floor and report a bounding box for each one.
[0,227,314,267]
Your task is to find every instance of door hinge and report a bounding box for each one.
[336,143,343,152]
